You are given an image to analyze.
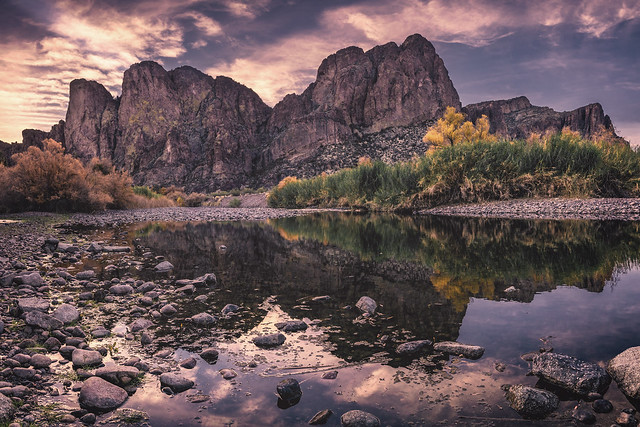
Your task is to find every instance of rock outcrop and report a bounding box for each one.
[10,34,624,190]
[462,96,615,140]
[264,34,460,165]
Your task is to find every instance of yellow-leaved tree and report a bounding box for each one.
[423,106,496,149]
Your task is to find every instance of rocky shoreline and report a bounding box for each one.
[422,197,640,221]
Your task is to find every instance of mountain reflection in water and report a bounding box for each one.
[127,213,640,362]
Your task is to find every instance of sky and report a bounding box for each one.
[0,0,639,145]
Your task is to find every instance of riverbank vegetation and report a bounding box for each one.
[268,123,640,210]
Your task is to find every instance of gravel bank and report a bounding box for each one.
[67,206,324,227]
[422,198,640,221]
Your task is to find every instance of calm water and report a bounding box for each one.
[73,213,640,425]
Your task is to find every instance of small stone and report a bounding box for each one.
[91,327,110,338]
[504,384,559,419]
[617,411,639,427]
[76,270,95,280]
[12,367,36,379]
[321,371,338,380]
[60,414,76,423]
[219,369,237,379]
[80,412,96,424]
[140,332,153,345]
[95,365,141,387]
[340,410,380,427]
[129,318,153,332]
[275,320,308,332]
[221,304,240,315]
[109,284,134,295]
[309,409,333,425]
[434,341,485,359]
[30,354,53,369]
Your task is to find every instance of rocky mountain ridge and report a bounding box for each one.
[1,34,620,191]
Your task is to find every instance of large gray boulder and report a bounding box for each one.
[504,384,559,419]
[607,346,640,400]
[52,303,80,324]
[531,353,611,396]
[79,377,128,413]
[24,311,63,330]
[17,297,49,313]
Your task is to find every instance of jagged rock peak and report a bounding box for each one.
[463,96,615,140]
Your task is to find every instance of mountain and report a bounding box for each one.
[6,34,622,190]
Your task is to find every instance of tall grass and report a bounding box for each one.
[268,132,640,210]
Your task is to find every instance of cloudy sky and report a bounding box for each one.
[1,0,639,144]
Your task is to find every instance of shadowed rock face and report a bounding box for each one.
[264,34,460,164]
[12,34,623,190]
[462,96,616,140]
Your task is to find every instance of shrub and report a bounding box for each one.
[229,198,242,208]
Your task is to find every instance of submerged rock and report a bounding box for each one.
[434,341,485,359]
[340,410,381,427]
[356,296,377,315]
[607,346,640,400]
[396,340,432,356]
[531,353,611,396]
[504,384,559,419]
[253,333,286,347]
[79,377,128,413]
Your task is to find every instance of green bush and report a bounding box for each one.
[268,132,640,210]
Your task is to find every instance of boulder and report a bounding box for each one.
[0,392,15,423]
[128,318,153,332]
[433,341,485,359]
[109,284,134,295]
[159,304,177,317]
[95,365,140,387]
[200,348,219,364]
[52,303,80,324]
[531,353,611,396]
[30,354,53,369]
[14,272,43,287]
[79,377,128,413]
[24,311,63,330]
[154,261,174,273]
[504,384,559,419]
[17,297,49,313]
[607,346,640,400]
[76,270,96,280]
[340,410,381,427]
[72,348,103,367]
[221,304,239,315]
[159,373,193,393]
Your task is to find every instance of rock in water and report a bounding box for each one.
[433,341,485,359]
[276,378,302,406]
[159,373,193,393]
[79,377,128,413]
[309,409,333,425]
[252,333,286,347]
[356,296,377,315]
[95,365,141,387]
[200,348,219,364]
[396,340,432,355]
[340,410,381,427]
[504,384,559,419]
[275,320,308,332]
[608,346,640,400]
[531,352,611,396]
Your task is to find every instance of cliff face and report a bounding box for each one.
[13,34,624,190]
[462,96,615,139]
[265,34,460,164]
